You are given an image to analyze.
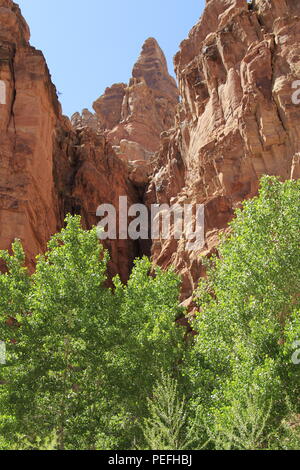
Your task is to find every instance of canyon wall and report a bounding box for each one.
[72,38,179,162]
[0,0,62,267]
[146,0,300,300]
[1,0,300,298]
[0,0,143,280]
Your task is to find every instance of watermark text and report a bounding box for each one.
[96,197,205,251]
[0,80,6,105]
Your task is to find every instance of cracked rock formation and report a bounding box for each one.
[0,0,63,267]
[1,0,300,299]
[0,0,142,280]
[59,127,144,282]
[146,0,300,299]
[72,38,179,162]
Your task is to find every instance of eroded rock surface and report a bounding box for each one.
[0,0,64,267]
[1,0,300,298]
[147,0,300,298]
[72,38,179,162]
[0,0,142,280]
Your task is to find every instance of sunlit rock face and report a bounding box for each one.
[146,0,300,299]
[1,0,300,298]
[0,0,63,268]
[72,37,179,162]
[0,0,142,280]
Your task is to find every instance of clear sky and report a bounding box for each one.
[16,0,205,117]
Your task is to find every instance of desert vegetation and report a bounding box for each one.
[0,176,300,450]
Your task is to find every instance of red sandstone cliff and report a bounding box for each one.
[146,0,300,299]
[0,0,63,267]
[0,0,142,280]
[72,38,179,163]
[1,0,300,298]
[60,127,145,282]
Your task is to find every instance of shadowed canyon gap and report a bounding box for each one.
[0,0,300,299]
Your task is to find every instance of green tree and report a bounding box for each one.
[113,259,184,421]
[186,176,300,449]
[141,372,191,450]
[0,240,31,446]
[0,215,184,449]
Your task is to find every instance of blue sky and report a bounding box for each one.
[16,0,205,117]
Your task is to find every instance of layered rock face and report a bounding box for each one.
[1,0,300,297]
[0,0,142,280]
[58,127,145,282]
[72,38,179,162]
[0,0,63,267]
[147,0,300,299]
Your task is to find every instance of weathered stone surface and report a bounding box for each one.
[74,38,179,163]
[93,83,127,131]
[147,0,300,298]
[107,38,179,162]
[65,127,143,282]
[1,0,300,300]
[128,159,151,188]
[71,109,100,132]
[0,1,142,280]
[0,0,63,268]
[132,37,179,103]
